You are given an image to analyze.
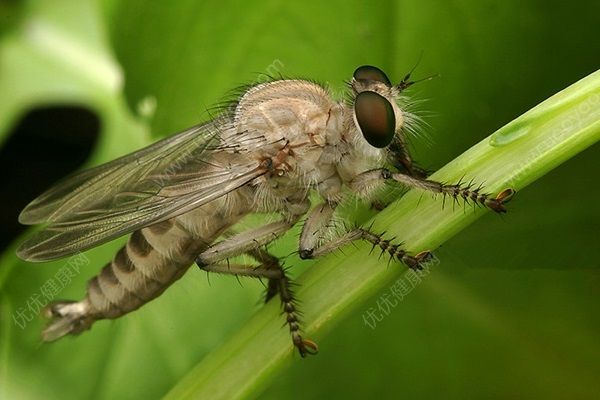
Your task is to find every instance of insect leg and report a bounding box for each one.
[299,226,432,271]
[246,247,281,302]
[197,247,318,358]
[298,201,432,269]
[298,202,337,258]
[351,169,515,213]
[389,141,429,178]
[197,218,299,266]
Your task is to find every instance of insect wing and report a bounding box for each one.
[17,119,265,262]
[19,121,216,225]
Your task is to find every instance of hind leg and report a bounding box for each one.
[197,247,317,357]
[196,220,317,358]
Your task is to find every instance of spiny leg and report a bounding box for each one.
[299,201,338,257]
[297,171,513,269]
[246,247,318,357]
[198,220,297,266]
[275,269,318,358]
[197,249,317,357]
[201,215,300,303]
[389,141,429,179]
[195,216,317,357]
[371,142,428,211]
[299,202,432,270]
[240,246,279,302]
[300,224,432,271]
[351,169,515,213]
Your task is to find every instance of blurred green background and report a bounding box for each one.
[0,0,599,399]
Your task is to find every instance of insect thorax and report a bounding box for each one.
[232,79,388,208]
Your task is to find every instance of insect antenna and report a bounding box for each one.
[395,52,437,92]
[397,73,440,92]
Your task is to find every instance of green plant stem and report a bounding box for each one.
[164,70,600,400]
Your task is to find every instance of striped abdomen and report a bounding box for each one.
[86,219,206,319]
[41,197,249,342]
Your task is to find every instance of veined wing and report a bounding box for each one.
[20,120,221,225]
[17,119,268,262]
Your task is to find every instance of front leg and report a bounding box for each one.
[389,141,430,178]
[298,171,513,269]
[351,169,515,213]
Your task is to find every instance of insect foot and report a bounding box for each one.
[443,182,515,214]
[485,188,515,213]
[403,250,434,271]
[279,275,318,357]
[297,338,319,358]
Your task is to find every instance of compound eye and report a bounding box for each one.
[354,91,396,148]
[353,65,391,86]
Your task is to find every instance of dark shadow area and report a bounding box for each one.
[0,106,100,252]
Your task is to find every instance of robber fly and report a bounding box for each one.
[17,66,513,357]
